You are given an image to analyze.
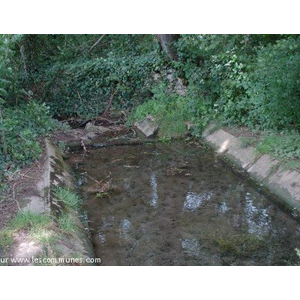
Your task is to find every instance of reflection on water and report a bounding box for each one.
[219,201,228,213]
[183,191,213,211]
[244,192,272,236]
[150,173,158,208]
[98,233,106,245]
[181,238,201,258]
[120,219,132,242]
[67,141,300,266]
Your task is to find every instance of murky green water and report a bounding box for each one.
[67,141,300,265]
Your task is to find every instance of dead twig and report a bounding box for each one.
[89,34,107,53]
[12,182,21,211]
[21,161,38,179]
[80,139,88,153]
[95,116,117,125]
[84,173,103,186]
[102,89,117,117]
[77,90,83,103]
[130,128,137,137]
[22,175,40,181]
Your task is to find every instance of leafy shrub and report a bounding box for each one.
[246,37,300,130]
[175,34,300,132]
[34,51,162,118]
[0,100,58,184]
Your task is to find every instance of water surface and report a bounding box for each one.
[67,141,300,265]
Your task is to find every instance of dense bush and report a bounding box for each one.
[246,37,300,130]
[175,34,300,131]
[39,52,162,118]
[0,101,58,184]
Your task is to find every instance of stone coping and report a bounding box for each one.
[202,128,300,212]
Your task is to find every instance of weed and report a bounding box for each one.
[10,211,52,231]
[54,187,81,209]
[96,192,110,199]
[240,137,258,148]
[30,228,57,246]
[158,136,172,143]
[257,131,300,170]
[0,230,13,247]
[58,214,77,234]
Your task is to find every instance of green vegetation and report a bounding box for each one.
[0,36,59,186]
[256,131,300,170]
[0,211,54,249]
[0,230,13,247]
[58,214,77,234]
[2,34,300,184]
[10,210,53,230]
[216,235,267,258]
[130,83,208,137]
[54,187,81,210]
[240,137,259,149]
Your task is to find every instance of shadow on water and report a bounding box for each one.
[66,141,300,265]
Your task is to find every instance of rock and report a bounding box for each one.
[85,122,110,134]
[186,121,195,131]
[135,115,159,138]
[85,132,97,140]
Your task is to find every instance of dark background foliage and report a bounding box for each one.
[1,34,300,183]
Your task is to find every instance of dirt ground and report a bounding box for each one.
[0,151,46,230]
[223,125,262,139]
[0,123,129,230]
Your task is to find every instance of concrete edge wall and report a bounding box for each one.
[202,127,300,213]
[22,138,95,265]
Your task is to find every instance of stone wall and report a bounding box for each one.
[202,126,300,213]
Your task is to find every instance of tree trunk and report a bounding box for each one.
[156,34,180,61]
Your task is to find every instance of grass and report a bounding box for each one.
[0,211,54,249]
[0,188,84,265]
[256,131,300,170]
[58,213,77,234]
[129,84,191,138]
[10,211,52,231]
[30,228,57,245]
[0,230,14,247]
[54,187,81,209]
[240,137,259,148]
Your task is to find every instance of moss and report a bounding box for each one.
[216,235,267,257]
[0,230,14,248]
